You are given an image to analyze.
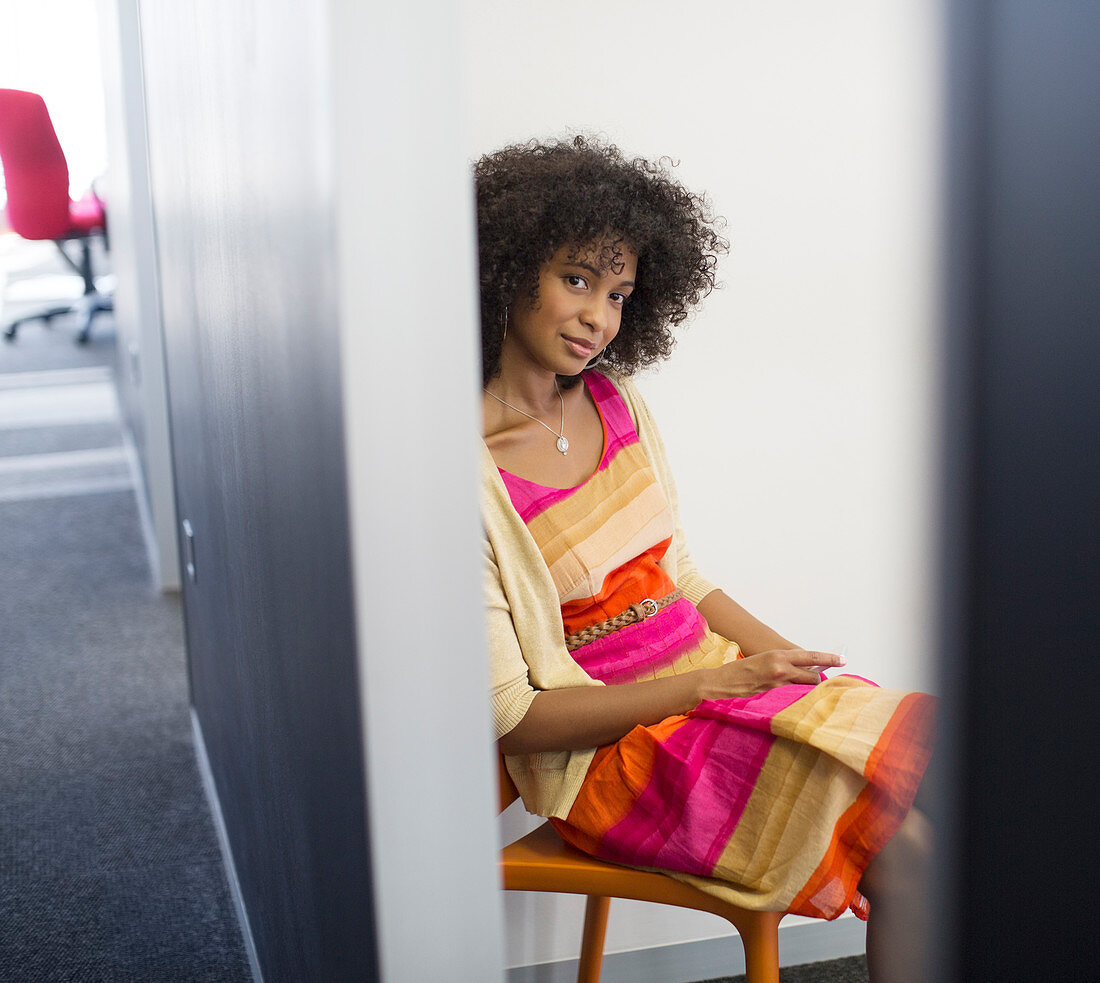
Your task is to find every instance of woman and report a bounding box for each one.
[479,136,935,983]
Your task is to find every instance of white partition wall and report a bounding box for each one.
[461,2,944,977]
[97,0,179,592]
[331,1,506,980]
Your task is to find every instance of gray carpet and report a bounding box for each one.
[695,954,868,983]
[0,296,251,980]
[0,311,118,372]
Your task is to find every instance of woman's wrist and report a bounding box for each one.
[648,671,708,719]
[688,665,722,706]
[691,660,758,704]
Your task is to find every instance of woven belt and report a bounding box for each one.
[564,589,684,652]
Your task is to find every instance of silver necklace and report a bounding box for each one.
[484,381,569,455]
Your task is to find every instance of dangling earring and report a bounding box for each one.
[500,308,509,344]
[585,348,605,369]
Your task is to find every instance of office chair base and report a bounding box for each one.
[75,291,113,344]
[3,290,113,343]
[2,236,111,342]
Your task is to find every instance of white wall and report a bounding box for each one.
[462,0,943,973]
[332,1,506,979]
[97,0,179,591]
[0,0,107,203]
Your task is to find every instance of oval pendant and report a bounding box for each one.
[556,436,569,455]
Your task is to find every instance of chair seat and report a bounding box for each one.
[502,821,785,932]
[498,755,784,982]
[66,191,106,236]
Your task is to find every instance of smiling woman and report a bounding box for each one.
[462,4,943,979]
[477,136,936,983]
[475,138,727,389]
[506,242,637,375]
[480,138,726,490]
[483,240,638,486]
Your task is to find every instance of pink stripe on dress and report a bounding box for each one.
[600,686,818,874]
[499,471,580,522]
[584,371,638,444]
[690,684,821,733]
[570,599,708,684]
[497,372,634,523]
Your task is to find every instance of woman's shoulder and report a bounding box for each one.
[587,368,646,421]
[591,370,676,486]
[591,369,664,445]
[590,366,635,395]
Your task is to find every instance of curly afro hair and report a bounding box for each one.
[475,135,728,385]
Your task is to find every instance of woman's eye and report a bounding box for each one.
[610,292,628,306]
[565,275,588,288]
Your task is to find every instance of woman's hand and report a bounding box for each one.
[499,649,847,755]
[694,649,846,701]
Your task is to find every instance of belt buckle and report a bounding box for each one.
[629,597,658,622]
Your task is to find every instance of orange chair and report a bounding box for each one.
[498,756,785,983]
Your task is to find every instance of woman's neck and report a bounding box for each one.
[487,359,563,412]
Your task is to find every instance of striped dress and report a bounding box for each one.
[499,370,935,919]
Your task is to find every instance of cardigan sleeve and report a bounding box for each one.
[483,534,538,740]
[484,521,598,817]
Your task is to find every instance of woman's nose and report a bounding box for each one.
[580,296,607,332]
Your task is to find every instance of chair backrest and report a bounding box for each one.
[498,754,520,813]
[0,88,72,240]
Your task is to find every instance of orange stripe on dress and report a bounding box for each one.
[551,715,691,856]
[785,780,887,919]
[786,692,935,920]
[864,692,936,794]
[560,538,674,634]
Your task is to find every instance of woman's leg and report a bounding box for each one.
[859,807,933,983]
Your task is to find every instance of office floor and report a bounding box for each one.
[0,238,252,981]
[694,954,868,983]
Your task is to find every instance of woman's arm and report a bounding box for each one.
[498,672,702,755]
[695,589,797,654]
[498,644,846,755]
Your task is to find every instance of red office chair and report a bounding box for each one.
[0,87,112,343]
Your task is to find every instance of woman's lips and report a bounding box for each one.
[563,336,596,359]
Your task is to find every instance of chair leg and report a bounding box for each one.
[76,294,112,344]
[576,895,610,983]
[739,911,782,983]
[4,305,75,340]
[53,239,96,293]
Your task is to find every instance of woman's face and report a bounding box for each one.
[505,241,637,378]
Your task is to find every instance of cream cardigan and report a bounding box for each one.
[483,371,718,819]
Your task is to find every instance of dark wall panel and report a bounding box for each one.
[138,3,376,980]
[943,1,1100,978]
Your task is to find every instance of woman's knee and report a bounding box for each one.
[861,807,932,901]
